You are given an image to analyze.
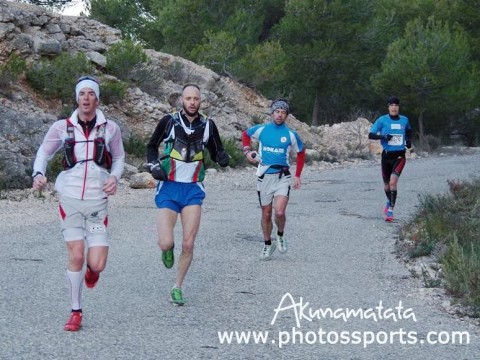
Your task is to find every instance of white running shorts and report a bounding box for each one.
[58,195,109,247]
[256,173,291,206]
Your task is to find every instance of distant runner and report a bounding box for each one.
[368,96,412,222]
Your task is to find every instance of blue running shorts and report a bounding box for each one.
[155,181,205,213]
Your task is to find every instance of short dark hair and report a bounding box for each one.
[77,75,99,84]
[387,96,400,105]
[182,83,200,91]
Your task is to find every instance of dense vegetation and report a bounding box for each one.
[399,178,480,315]
[87,0,480,148]
[16,0,480,148]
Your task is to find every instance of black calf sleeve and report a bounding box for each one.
[390,190,397,208]
[385,190,391,202]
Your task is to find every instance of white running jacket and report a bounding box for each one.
[33,109,125,200]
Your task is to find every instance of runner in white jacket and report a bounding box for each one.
[33,108,124,199]
[32,76,125,332]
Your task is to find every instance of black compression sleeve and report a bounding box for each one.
[206,120,225,161]
[146,115,172,163]
[405,129,412,141]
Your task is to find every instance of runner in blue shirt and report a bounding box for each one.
[242,99,305,260]
[369,96,412,222]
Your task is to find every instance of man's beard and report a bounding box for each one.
[183,105,199,117]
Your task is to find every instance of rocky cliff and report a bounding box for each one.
[0,0,373,190]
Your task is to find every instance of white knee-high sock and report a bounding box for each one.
[66,270,83,311]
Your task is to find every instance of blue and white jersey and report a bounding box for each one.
[246,122,304,174]
[370,115,411,152]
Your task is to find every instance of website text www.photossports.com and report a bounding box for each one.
[216,293,471,349]
[217,327,470,349]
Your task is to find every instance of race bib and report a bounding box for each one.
[89,224,106,233]
[388,134,403,146]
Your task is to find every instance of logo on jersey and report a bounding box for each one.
[262,146,285,154]
[281,136,287,143]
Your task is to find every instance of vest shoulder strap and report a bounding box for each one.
[66,117,74,136]
[63,118,110,169]
[65,118,107,139]
[171,111,208,124]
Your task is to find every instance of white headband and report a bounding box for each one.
[75,79,100,101]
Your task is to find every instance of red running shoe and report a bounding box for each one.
[85,266,99,288]
[64,312,82,331]
[384,200,390,215]
[385,208,394,222]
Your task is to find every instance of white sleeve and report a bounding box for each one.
[107,121,125,181]
[32,121,65,176]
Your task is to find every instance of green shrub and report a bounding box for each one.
[45,152,65,182]
[204,137,246,169]
[305,151,328,165]
[222,137,246,168]
[0,177,6,200]
[101,79,128,105]
[124,134,147,158]
[408,194,450,257]
[4,52,26,76]
[425,134,442,150]
[58,104,75,119]
[408,181,480,257]
[251,114,265,125]
[164,60,184,82]
[401,177,480,313]
[443,237,480,313]
[26,52,93,105]
[129,64,164,97]
[105,40,148,81]
[0,52,27,88]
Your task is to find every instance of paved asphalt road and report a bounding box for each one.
[1,152,480,359]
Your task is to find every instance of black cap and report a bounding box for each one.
[387,96,400,105]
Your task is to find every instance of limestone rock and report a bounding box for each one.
[129,172,156,189]
[0,0,380,189]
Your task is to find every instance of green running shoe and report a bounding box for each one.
[171,287,185,305]
[162,244,174,268]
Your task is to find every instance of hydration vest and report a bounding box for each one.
[63,118,112,170]
[163,112,210,163]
